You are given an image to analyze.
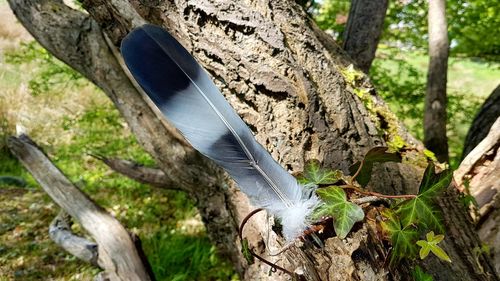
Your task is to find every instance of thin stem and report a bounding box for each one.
[341,185,417,199]
[350,159,365,185]
[238,209,294,278]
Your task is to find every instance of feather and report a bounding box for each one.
[120,24,319,240]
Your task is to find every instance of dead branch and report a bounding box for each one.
[91,155,183,190]
[8,134,154,281]
[49,210,99,267]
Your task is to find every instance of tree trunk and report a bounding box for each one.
[7,0,497,280]
[462,84,500,159]
[343,0,388,73]
[424,0,449,163]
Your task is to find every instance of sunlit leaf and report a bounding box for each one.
[349,147,402,187]
[300,159,342,185]
[315,186,364,239]
[416,231,451,262]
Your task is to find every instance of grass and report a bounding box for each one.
[0,4,236,280]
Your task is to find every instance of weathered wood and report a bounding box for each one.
[455,117,500,274]
[424,0,449,162]
[93,156,177,190]
[7,135,154,281]
[49,210,99,266]
[343,0,388,73]
[7,0,499,280]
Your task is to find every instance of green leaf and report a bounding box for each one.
[300,159,342,185]
[315,186,364,239]
[396,164,452,233]
[418,163,452,196]
[241,238,254,265]
[349,147,402,187]
[396,196,444,233]
[416,231,451,262]
[381,210,418,263]
[412,266,434,281]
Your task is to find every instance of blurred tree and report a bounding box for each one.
[316,0,500,60]
[424,0,449,162]
[343,0,388,72]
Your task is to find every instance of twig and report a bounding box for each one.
[341,185,417,199]
[49,210,99,266]
[89,154,186,192]
[238,209,294,278]
[350,159,365,185]
[352,196,389,205]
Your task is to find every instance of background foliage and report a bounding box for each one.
[313,0,500,167]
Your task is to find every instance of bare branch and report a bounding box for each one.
[8,134,153,281]
[49,210,99,267]
[92,155,183,190]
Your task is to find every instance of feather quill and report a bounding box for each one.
[120,24,319,240]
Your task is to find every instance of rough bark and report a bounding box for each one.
[343,0,388,73]
[462,84,500,159]
[7,135,154,281]
[7,0,498,280]
[455,117,500,274]
[424,0,449,162]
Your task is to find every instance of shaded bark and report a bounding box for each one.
[343,0,388,73]
[424,0,449,162]
[7,135,154,281]
[462,84,500,159]
[7,0,498,280]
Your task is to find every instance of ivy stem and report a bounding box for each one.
[350,159,365,185]
[340,185,417,199]
[238,208,294,278]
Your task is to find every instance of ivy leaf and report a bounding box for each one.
[412,266,434,281]
[416,231,451,262]
[418,163,452,197]
[299,159,342,185]
[381,210,418,264]
[315,186,364,239]
[241,238,254,265]
[349,147,402,187]
[396,163,452,233]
